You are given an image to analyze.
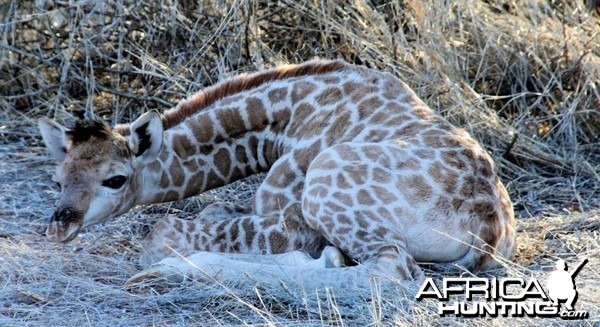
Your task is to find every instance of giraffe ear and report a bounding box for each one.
[38,117,72,162]
[128,110,163,162]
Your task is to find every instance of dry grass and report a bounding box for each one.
[1,0,599,325]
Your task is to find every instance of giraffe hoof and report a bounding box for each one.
[124,263,185,290]
[322,246,345,268]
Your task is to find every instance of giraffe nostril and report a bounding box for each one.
[51,207,82,225]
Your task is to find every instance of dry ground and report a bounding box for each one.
[1,0,599,326]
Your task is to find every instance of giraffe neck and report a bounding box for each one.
[136,102,288,204]
[125,60,349,205]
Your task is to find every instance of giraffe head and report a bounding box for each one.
[38,111,163,242]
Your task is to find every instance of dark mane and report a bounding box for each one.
[115,59,347,136]
[68,119,113,144]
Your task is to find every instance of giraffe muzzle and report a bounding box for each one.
[46,208,83,243]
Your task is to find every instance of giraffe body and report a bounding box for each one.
[39,60,516,288]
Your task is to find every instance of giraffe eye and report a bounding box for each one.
[102,175,127,189]
[54,181,62,191]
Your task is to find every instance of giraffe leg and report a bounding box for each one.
[206,245,345,268]
[138,210,327,268]
[125,246,345,288]
[126,245,417,290]
[139,203,252,266]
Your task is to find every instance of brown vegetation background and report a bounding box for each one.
[0,0,598,325]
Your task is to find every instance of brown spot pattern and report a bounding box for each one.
[460,176,477,198]
[286,103,315,137]
[358,96,384,119]
[173,135,195,160]
[205,170,224,190]
[293,140,322,170]
[357,189,376,206]
[382,79,407,100]
[170,159,185,187]
[246,97,268,130]
[333,191,353,206]
[316,87,343,106]
[217,107,246,138]
[372,185,398,204]
[214,148,232,177]
[473,202,498,223]
[235,145,247,162]
[291,81,318,104]
[159,172,170,188]
[336,174,352,189]
[335,145,361,161]
[268,87,288,104]
[398,175,433,202]
[191,115,214,143]
[268,231,289,253]
[266,160,295,188]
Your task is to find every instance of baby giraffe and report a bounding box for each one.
[38,60,516,289]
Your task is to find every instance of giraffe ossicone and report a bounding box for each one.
[39,60,516,289]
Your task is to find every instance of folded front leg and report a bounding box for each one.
[139,211,327,267]
[126,246,345,288]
